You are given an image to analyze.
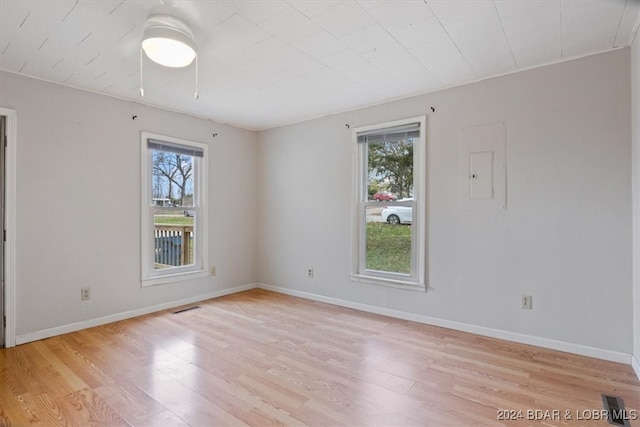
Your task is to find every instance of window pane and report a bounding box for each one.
[151,150,195,207]
[153,211,195,270]
[365,205,412,274]
[367,138,414,201]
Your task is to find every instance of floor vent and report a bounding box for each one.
[601,394,631,426]
[172,306,201,314]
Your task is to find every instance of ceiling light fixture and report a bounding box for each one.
[142,13,195,68]
[139,5,199,100]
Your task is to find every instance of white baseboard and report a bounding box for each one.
[17,282,634,367]
[15,283,257,345]
[257,283,631,365]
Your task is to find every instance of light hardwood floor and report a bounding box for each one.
[1,289,639,426]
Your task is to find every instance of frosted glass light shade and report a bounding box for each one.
[141,14,196,68]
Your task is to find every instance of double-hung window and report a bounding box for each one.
[141,132,208,286]
[352,116,426,290]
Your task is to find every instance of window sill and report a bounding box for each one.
[351,274,426,292]
[142,269,209,287]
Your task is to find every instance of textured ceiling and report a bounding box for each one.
[1,0,639,131]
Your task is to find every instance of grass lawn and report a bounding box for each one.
[366,222,412,273]
[154,215,194,226]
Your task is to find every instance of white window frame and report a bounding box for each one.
[351,116,427,291]
[141,132,209,286]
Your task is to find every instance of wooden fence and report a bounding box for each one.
[154,225,193,267]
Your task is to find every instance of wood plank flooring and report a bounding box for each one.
[1,288,639,426]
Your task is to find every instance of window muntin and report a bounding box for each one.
[353,118,426,290]
[141,133,208,285]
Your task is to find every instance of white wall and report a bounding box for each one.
[258,49,632,355]
[0,71,258,339]
[632,32,640,369]
[1,48,633,358]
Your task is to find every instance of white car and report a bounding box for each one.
[381,206,412,225]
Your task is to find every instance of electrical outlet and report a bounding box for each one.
[307,268,313,279]
[210,266,216,276]
[81,287,90,301]
[521,294,532,309]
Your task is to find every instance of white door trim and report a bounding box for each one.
[1,107,16,347]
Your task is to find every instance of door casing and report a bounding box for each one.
[0,107,16,348]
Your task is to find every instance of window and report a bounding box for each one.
[352,117,426,290]
[141,132,208,285]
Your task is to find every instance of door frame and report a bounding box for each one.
[0,107,16,347]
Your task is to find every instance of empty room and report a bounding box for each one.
[2,0,640,425]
